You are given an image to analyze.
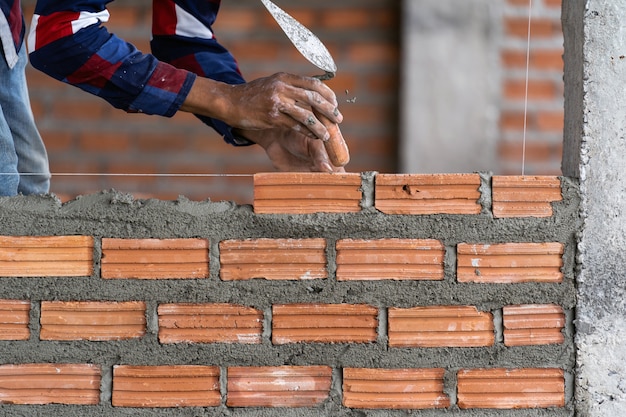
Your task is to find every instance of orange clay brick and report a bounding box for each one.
[0,300,30,340]
[101,238,209,279]
[457,242,564,283]
[112,365,220,408]
[0,236,93,277]
[0,363,100,405]
[272,304,378,344]
[503,304,565,346]
[158,303,263,344]
[457,368,565,409]
[220,238,327,281]
[336,238,444,281]
[253,172,362,214]
[343,368,450,409]
[226,366,332,407]
[492,176,562,218]
[388,306,494,348]
[375,174,482,215]
[40,301,146,341]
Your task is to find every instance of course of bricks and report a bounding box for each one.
[0,173,578,416]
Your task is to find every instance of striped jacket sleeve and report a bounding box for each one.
[28,0,250,145]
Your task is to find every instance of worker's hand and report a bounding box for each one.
[235,128,346,173]
[182,73,343,140]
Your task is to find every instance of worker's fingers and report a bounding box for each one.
[281,76,343,124]
[279,99,330,141]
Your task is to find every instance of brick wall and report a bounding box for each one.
[500,0,564,175]
[0,173,579,416]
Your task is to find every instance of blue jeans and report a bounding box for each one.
[0,42,50,196]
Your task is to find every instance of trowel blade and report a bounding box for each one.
[261,0,337,75]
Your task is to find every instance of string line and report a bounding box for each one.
[0,173,254,177]
[521,0,533,176]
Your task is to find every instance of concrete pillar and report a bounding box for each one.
[563,1,626,415]
[400,0,500,173]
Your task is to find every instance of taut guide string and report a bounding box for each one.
[521,0,533,176]
[2,2,535,180]
[2,173,254,177]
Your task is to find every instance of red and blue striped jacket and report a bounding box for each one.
[0,0,25,68]
[28,0,248,145]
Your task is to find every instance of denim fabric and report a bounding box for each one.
[0,42,50,196]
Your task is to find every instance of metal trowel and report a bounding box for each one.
[261,0,350,167]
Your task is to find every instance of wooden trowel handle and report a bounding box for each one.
[313,110,350,167]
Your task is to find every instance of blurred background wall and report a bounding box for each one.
[21,0,563,203]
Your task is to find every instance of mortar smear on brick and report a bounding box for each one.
[227,366,332,407]
[388,306,494,348]
[457,242,564,283]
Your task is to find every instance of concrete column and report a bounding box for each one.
[563,1,626,415]
[400,0,500,173]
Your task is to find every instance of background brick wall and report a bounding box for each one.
[21,0,563,201]
[499,0,564,175]
[22,0,400,203]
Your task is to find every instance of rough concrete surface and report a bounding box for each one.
[400,0,500,174]
[0,173,580,416]
[567,1,626,416]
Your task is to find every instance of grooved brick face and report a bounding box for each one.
[112,365,220,407]
[0,300,30,340]
[374,174,482,215]
[457,368,565,409]
[0,364,101,405]
[503,304,565,346]
[226,366,332,407]
[158,303,263,344]
[40,301,146,341]
[272,304,378,344]
[335,239,444,281]
[101,238,209,279]
[0,236,94,277]
[253,172,363,214]
[388,306,494,348]
[492,176,562,218]
[343,368,450,409]
[220,238,327,281]
[457,242,564,283]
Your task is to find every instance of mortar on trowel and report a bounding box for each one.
[261,0,350,167]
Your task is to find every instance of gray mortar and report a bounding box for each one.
[0,173,580,417]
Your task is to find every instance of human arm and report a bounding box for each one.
[28,0,345,168]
